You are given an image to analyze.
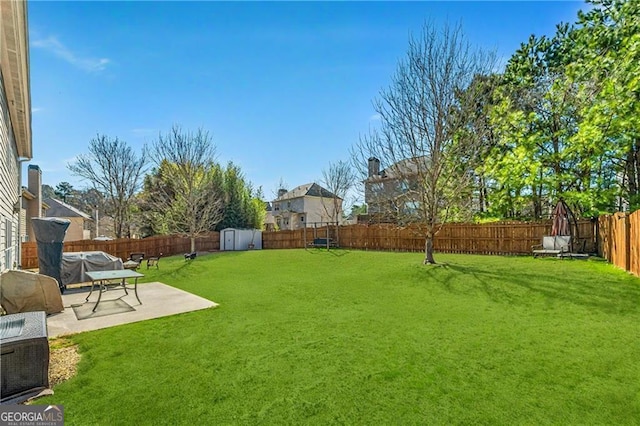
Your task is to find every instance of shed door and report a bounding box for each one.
[224,230,235,251]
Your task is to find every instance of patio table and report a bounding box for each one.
[85,270,144,312]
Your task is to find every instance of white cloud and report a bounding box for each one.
[32,107,43,113]
[369,114,381,121]
[63,155,79,166]
[31,36,110,72]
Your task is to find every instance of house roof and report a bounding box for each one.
[21,186,35,200]
[22,187,49,209]
[274,183,340,202]
[43,198,93,220]
[1,1,32,159]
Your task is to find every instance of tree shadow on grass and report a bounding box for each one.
[305,248,350,257]
[418,261,640,315]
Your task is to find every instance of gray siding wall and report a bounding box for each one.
[0,72,20,271]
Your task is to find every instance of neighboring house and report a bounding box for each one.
[20,164,48,242]
[0,1,31,271]
[44,198,93,242]
[272,183,342,230]
[364,157,423,222]
[263,202,277,231]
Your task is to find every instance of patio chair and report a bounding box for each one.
[147,253,162,269]
[126,253,145,270]
[532,236,571,258]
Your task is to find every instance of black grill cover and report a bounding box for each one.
[61,251,124,285]
[31,217,70,292]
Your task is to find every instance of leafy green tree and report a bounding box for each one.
[138,162,180,237]
[567,0,640,212]
[451,73,502,218]
[348,204,367,220]
[54,182,74,203]
[483,0,639,217]
[147,126,224,252]
[217,163,264,230]
[495,30,584,217]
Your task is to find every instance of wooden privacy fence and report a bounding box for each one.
[21,219,606,269]
[598,211,640,277]
[263,220,596,255]
[21,232,220,269]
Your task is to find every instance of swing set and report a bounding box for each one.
[303,221,339,249]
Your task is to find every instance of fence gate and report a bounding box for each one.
[223,229,235,251]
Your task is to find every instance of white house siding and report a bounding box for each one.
[273,183,343,230]
[302,197,337,226]
[275,197,339,230]
[0,81,20,271]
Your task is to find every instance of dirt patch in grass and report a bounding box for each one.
[49,338,81,387]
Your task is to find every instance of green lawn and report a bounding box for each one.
[40,250,640,425]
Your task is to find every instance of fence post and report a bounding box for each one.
[624,213,631,272]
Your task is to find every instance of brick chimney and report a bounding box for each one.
[26,165,42,242]
[368,157,380,177]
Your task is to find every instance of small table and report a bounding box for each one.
[85,270,144,312]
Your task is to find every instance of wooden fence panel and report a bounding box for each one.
[21,232,220,269]
[598,214,613,264]
[261,220,595,256]
[20,219,607,269]
[630,211,640,277]
[597,211,640,277]
[609,212,628,271]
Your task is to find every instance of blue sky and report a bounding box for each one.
[27,1,587,201]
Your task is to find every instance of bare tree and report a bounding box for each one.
[68,134,146,238]
[272,177,289,199]
[319,160,357,223]
[352,22,495,264]
[147,125,224,252]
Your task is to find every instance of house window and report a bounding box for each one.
[287,201,291,209]
[300,216,304,222]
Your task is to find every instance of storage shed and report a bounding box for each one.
[220,228,262,251]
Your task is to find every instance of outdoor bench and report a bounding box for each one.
[309,238,337,248]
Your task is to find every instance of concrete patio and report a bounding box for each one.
[47,282,218,337]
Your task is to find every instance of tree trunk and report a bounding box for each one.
[190,237,196,253]
[423,236,436,264]
[626,138,639,202]
[478,175,487,213]
[114,219,122,239]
